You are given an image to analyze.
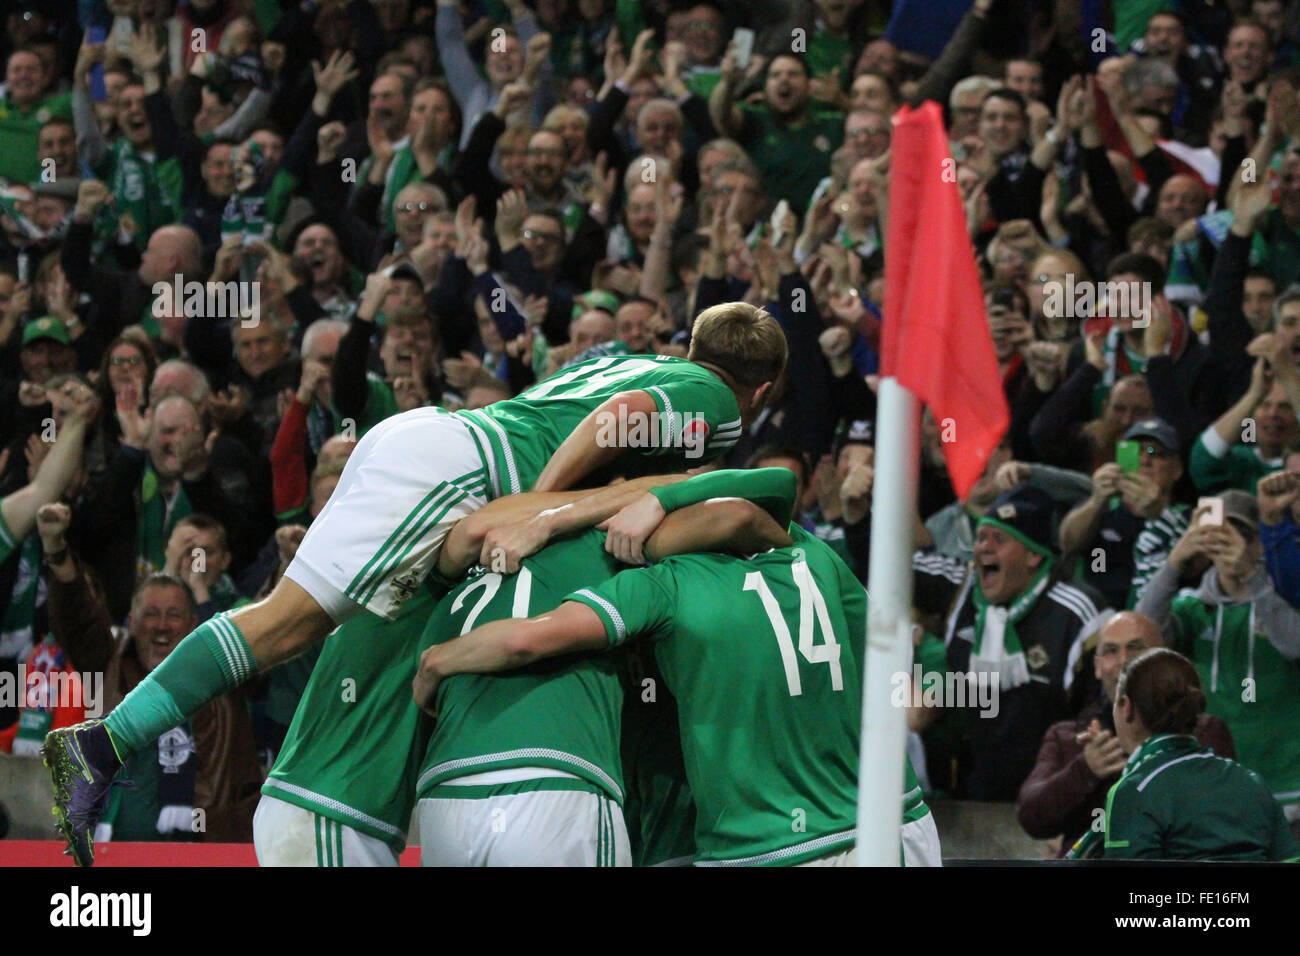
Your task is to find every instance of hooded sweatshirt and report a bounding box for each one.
[1136,562,1300,804]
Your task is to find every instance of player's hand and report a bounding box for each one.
[413,647,443,718]
[1077,720,1127,778]
[601,493,667,565]
[479,515,553,574]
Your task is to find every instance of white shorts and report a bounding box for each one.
[902,813,943,867]
[797,847,858,867]
[418,781,631,867]
[794,815,942,867]
[253,795,399,867]
[285,408,489,622]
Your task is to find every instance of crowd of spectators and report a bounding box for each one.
[1,0,1299,854]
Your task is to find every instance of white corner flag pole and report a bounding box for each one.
[856,375,921,865]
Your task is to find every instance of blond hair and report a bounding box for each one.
[688,302,787,388]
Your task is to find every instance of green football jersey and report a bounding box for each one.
[263,588,437,853]
[417,530,627,802]
[456,354,742,498]
[569,524,868,866]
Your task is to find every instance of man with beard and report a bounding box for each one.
[710,52,843,214]
[1017,611,1233,856]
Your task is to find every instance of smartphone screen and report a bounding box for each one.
[1115,440,1140,473]
[1197,496,1223,526]
[732,27,755,70]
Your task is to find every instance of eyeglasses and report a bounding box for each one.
[111,355,145,367]
[522,229,563,245]
[1137,443,1176,459]
[396,201,439,214]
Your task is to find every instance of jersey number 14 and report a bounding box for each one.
[743,560,843,697]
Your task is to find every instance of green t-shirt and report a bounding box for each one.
[1104,733,1299,861]
[569,524,867,865]
[456,354,743,498]
[1168,593,1300,802]
[736,104,844,215]
[0,90,73,183]
[263,588,439,853]
[417,529,627,803]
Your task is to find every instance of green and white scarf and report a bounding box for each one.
[970,520,1054,690]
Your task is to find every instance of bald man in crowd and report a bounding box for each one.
[1015,611,1235,856]
[62,179,204,342]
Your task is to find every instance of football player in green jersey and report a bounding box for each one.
[46,302,786,866]
[253,473,701,866]
[415,474,794,866]
[415,470,942,866]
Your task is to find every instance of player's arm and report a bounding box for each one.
[438,489,590,578]
[605,467,799,564]
[468,471,689,575]
[413,601,606,713]
[645,498,793,562]
[530,389,660,493]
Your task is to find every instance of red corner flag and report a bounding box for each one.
[880,101,1008,500]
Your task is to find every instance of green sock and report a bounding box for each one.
[104,615,257,757]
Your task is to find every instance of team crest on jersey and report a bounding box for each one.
[1025,646,1049,671]
[390,571,420,605]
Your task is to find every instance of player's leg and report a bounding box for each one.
[45,409,487,865]
[901,812,943,867]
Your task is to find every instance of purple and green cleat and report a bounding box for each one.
[42,720,122,867]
